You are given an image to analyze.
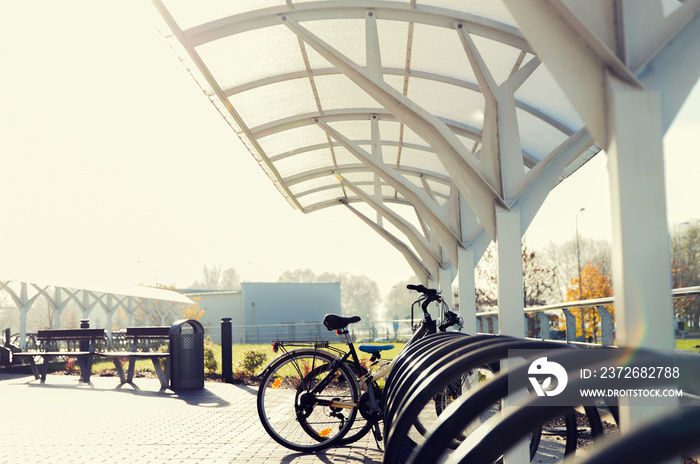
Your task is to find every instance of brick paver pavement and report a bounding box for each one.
[0,373,383,464]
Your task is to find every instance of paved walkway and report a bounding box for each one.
[0,373,383,464]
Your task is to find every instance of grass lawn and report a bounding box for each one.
[82,338,699,377]
[223,341,408,376]
[675,338,700,352]
[88,341,407,377]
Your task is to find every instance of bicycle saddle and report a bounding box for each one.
[323,314,361,331]
[358,344,395,354]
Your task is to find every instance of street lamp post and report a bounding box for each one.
[576,208,586,340]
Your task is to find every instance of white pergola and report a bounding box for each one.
[1,278,193,348]
[150,0,700,440]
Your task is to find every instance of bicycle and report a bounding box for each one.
[255,284,463,452]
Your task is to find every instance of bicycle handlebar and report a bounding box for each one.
[407,284,443,315]
[406,284,439,298]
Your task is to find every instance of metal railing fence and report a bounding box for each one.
[476,285,700,346]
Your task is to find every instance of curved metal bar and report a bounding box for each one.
[437,349,700,464]
[384,334,501,434]
[578,406,700,464]
[385,333,485,401]
[385,339,573,464]
[403,347,637,464]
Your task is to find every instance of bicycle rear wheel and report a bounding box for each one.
[257,349,360,452]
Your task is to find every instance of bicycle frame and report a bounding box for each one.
[260,288,462,412]
[256,285,466,453]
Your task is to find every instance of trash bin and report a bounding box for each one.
[169,319,205,390]
[0,345,10,366]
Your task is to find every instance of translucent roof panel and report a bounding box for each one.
[162,0,285,30]
[152,0,600,238]
[399,147,450,177]
[418,0,518,27]
[230,79,317,129]
[376,20,411,69]
[406,78,485,131]
[410,24,476,82]
[198,26,306,90]
[304,20,367,67]
[274,148,336,179]
[258,125,328,156]
[314,75,383,111]
[288,176,337,196]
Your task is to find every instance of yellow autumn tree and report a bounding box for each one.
[566,262,613,341]
[181,296,204,321]
[152,283,205,322]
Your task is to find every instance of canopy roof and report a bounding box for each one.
[151,0,598,217]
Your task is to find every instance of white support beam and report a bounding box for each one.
[0,282,48,350]
[371,117,385,228]
[336,175,441,275]
[495,205,525,337]
[365,10,382,81]
[127,297,135,326]
[606,71,673,350]
[318,119,463,266]
[635,5,700,132]
[458,246,477,334]
[106,295,114,341]
[458,23,527,201]
[502,0,622,147]
[342,201,434,285]
[438,266,454,310]
[283,14,507,238]
[606,69,676,436]
[517,128,595,231]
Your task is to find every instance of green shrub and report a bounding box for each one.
[238,349,267,375]
[204,337,218,374]
[158,343,168,371]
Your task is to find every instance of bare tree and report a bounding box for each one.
[473,243,558,309]
[189,265,241,290]
[277,268,319,283]
[541,237,611,302]
[671,220,700,330]
[385,279,422,320]
[27,299,55,331]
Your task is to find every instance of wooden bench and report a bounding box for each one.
[12,328,105,384]
[97,326,170,390]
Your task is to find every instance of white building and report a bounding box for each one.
[182,282,341,343]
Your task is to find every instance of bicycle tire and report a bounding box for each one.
[257,349,360,452]
[311,361,375,447]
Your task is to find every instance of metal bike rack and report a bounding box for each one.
[384,340,700,464]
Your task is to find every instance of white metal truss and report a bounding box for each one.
[0,279,193,349]
[150,0,600,320]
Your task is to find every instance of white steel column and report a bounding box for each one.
[438,265,454,310]
[0,282,47,350]
[495,205,524,337]
[458,246,477,334]
[127,297,138,326]
[495,204,529,464]
[106,295,114,341]
[606,72,673,349]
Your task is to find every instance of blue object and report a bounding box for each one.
[358,344,395,354]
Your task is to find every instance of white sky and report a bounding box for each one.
[1,1,699,301]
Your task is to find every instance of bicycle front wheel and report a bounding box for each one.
[257,349,360,452]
